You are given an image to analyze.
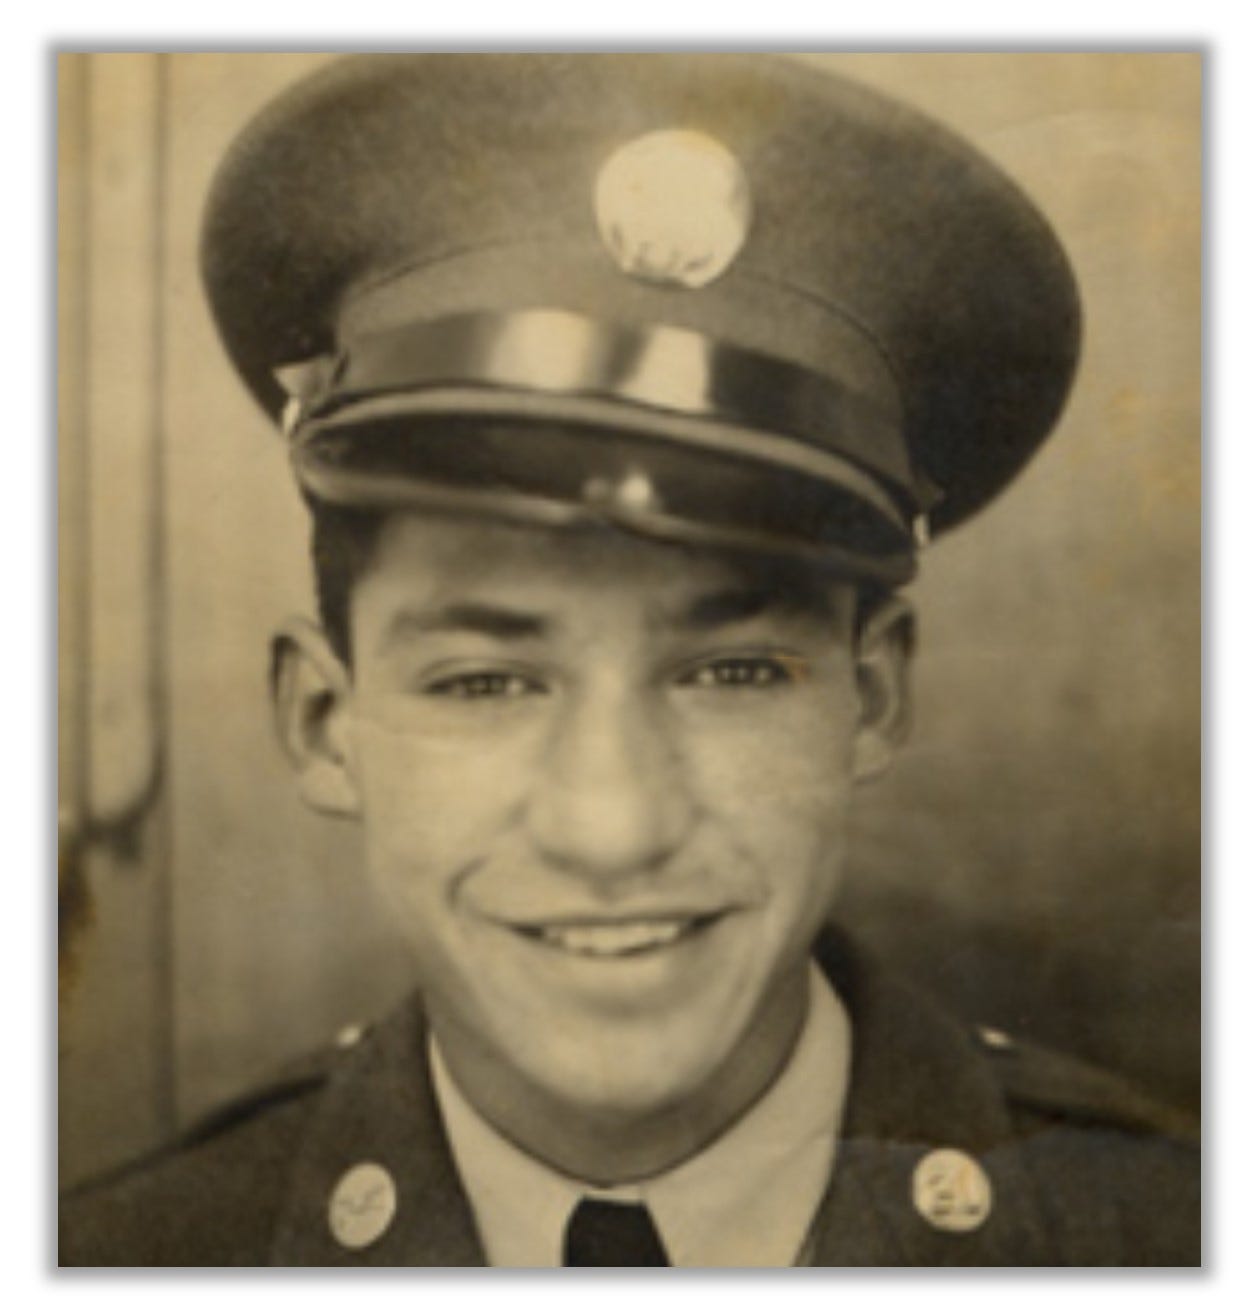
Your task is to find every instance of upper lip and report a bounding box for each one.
[495,907,737,932]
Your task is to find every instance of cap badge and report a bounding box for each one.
[593,129,752,289]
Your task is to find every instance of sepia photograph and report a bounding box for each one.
[57,50,1200,1267]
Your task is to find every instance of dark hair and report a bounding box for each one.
[305,497,895,667]
[307,498,387,664]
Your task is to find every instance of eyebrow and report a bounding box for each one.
[378,602,550,651]
[674,585,838,631]
[375,582,839,653]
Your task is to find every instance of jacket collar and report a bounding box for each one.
[270,927,1059,1266]
[808,928,1059,1265]
[269,991,481,1266]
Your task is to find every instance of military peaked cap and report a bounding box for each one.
[201,53,1081,583]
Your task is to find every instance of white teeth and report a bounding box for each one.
[537,920,690,957]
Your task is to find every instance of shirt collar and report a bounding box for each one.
[430,961,851,1267]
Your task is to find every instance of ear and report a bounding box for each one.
[851,594,914,782]
[269,618,362,817]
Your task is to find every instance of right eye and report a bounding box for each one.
[422,670,548,700]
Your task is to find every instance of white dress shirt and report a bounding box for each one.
[430,961,851,1267]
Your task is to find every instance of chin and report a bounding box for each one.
[513,1014,741,1124]
[533,1058,717,1129]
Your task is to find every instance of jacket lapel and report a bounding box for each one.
[269,995,484,1266]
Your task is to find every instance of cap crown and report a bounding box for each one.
[202,54,1080,562]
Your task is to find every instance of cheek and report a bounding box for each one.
[345,707,533,898]
[683,690,860,912]
[684,686,860,821]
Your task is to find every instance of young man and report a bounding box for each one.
[60,53,1199,1266]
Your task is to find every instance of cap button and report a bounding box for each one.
[329,1162,397,1250]
[977,1025,1014,1052]
[912,1148,993,1233]
[335,1022,365,1049]
[582,469,663,516]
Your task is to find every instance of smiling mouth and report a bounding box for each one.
[510,914,725,958]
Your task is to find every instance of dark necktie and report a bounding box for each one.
[562,1197,671,1266]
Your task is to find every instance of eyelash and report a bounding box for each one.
[675,655,797,690]
[422,654,802,700]
[423,671,546,700]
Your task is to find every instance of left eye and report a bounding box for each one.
[678,656,796,689]
[423,671,546,700]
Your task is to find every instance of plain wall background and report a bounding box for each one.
[59,52,1200,1188]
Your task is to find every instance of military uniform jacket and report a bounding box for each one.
[59,931,1200,1267]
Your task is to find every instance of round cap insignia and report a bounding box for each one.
[593,129,752,289]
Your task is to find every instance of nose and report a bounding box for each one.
[526,677,694,882]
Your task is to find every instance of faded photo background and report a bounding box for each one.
[58,52,1200,1189]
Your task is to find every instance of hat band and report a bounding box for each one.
[295,461,918,586]
[285,307,919,514]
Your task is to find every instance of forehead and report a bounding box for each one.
[351,512,853,626]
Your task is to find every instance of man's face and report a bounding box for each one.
[281,513,903,1151]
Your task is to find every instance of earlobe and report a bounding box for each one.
[851,594,914,782]
[270,618,362,817]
